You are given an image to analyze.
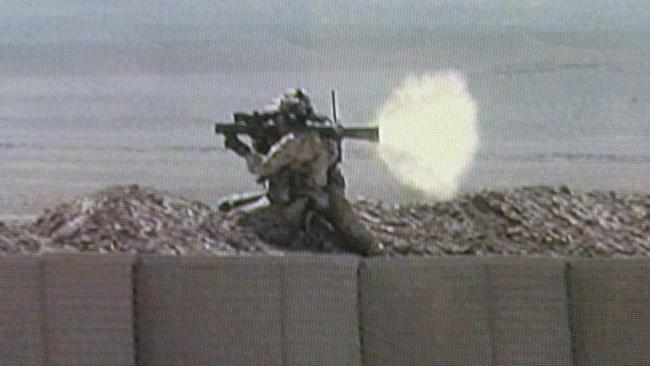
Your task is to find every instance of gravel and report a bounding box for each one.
[1,184,649,256]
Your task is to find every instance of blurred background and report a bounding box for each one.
[1,1,650,220]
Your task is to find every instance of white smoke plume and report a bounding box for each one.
[374,71,478,199]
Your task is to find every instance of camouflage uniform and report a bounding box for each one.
[226,89,377,255]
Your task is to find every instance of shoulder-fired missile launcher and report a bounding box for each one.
[215,91,379,154]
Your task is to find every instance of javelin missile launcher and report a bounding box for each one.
[215,91,379,154]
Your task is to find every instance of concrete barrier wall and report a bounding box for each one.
[359,258,573,366]
[359,258,493,365]
[0,255,135,366]
[568,259,650,366]
[485,258,572,366]
[0,254,648,365]
[0,257,43,365]
[135,255,361,366]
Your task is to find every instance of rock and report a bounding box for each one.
[0,221,41,254]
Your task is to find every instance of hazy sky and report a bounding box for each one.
[2,1,649,45]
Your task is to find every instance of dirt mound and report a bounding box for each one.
[21,185,272,255]
[2,184,650,256]
[361,186,650,256]
[0,222,40,254]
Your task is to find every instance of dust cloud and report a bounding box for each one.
[374,71,478,199]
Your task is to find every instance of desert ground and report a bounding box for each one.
[2,184,648,257]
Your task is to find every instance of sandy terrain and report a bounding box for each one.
[1,184,649,256]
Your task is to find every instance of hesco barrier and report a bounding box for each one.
[135,256,360,365]
[358,258,572,366]
[0,255,135,366]
[0,255,649,366]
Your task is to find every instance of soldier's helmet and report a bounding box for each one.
[278,88,314,122]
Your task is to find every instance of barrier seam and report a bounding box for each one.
[563,261,578,366]
[280,257,288,366]
[132,256,141,366]
[483,262,497,365]
[356,259,366,366]
[39,257,49,366]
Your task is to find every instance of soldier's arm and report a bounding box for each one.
[224,133,252,157]
[244,133,318,178]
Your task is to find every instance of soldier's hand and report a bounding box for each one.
[224,134,251,156]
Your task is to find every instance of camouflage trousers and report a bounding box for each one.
[273,171,378,256]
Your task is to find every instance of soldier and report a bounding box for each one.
[224,88,379,255]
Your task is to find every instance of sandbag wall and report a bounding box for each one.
[0,255,649,365]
